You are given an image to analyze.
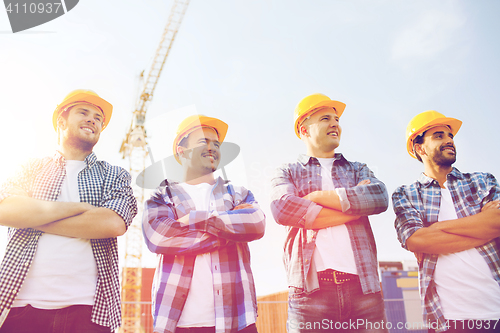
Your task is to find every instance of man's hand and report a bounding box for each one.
[357,179,371,186]
[233,204,253,210]
[178,214,190,225]
[414,252,423,265]
[482,200,500,212]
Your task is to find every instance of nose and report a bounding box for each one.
[329,118,339,127]
[86,116,95,125]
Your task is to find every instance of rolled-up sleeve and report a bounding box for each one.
[270,165,321,228]
[101,167,137,228]
[343,163,389,216]
[392,186,424,250]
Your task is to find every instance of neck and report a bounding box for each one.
[183,170,216,185]
[58,144,92,161]
[306,147,336,159]
[423,162,453,188]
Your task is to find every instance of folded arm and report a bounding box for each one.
[429,201,500,239]
[270,165,360,230]
[0,194,93,229]
[142,191,228,256]
[34,207,127,239]
[393,187,494,255]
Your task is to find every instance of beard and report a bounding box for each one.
[432,145,456,167]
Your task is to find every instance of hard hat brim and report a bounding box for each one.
[294,100,346,138]
[173,116,228,164]
[52,93,113,131]
[406,117,462,159]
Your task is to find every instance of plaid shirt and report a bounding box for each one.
[0,151,137,331]
[142,177,265,333]
[392,168,500,333]
[270,153,388,294]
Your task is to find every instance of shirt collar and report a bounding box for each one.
[53,150,97,168]
[417,167,463,187]
[297,153,344,166]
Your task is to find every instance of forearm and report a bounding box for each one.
[0,196,92,228]
[307,207,359,229]
[35,207,126,239]
[431,209,500,239]
[303,191,342,211]
[189,207,266,242]
[143,218,227,255]
[406,227,492,254]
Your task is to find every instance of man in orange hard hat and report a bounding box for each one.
[270,93,389,332]
[142,115,265,333]
[393,110,500,333]
[0,90,137,332]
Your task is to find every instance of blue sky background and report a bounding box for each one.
[1,0,500,296]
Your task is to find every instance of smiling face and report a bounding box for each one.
[178,127,221,177]
[58,103,104,151]
[416,125,457,167]
[299,107,342,158]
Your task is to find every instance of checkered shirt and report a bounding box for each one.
[392,167,500,333]
[0,151,137,331]
[270,153,389,294]
[142,177,265,333]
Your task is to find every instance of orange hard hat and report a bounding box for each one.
[52,89,113,131]
[294,93,346,138]
[173,115,228,164]
[406,110,462,159]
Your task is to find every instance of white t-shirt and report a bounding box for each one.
[434,182,500,319]
[177,182,216,327]
[313,157,357,275]
[14,160,98,309]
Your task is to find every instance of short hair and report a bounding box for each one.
[413,130,426,163]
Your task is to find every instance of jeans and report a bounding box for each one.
[287,280,389,333]
[0,305,111,333]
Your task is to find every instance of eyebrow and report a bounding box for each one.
[432,131,453,138]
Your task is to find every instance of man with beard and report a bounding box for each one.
[393,110,500,333]
[0,89,137,332]
[142,115,265,333]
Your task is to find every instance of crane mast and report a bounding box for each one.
[119,1,190,332]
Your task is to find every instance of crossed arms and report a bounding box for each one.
[142,186,266,256]
[0,167,135,239]
[270,163,389,230]
[393,188,500,255]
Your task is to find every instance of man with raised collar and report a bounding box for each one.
[270,93,389,332]
[0,89,137,332]
[142,115,265,333]
[393,111,500,333]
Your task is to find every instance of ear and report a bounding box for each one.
[176,145,185,159]
[414,143,426,158]
[299,124,309,138]
[57,114,67,130]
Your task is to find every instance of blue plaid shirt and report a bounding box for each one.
[270,153,389,294]
[0,151,137,330]
[142,177,265,333]
[392,168,500,333]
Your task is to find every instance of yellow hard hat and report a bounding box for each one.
[52,89,113,131]
[294,93,346,138]
[173,115,228,164]
[406,110,462,159]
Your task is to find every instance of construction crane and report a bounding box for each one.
[118,1,190,331]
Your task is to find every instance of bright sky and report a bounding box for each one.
[1,0,500,296]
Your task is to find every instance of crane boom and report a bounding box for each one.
[119,1,190,332]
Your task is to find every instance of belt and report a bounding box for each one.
[318,269,359,285]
